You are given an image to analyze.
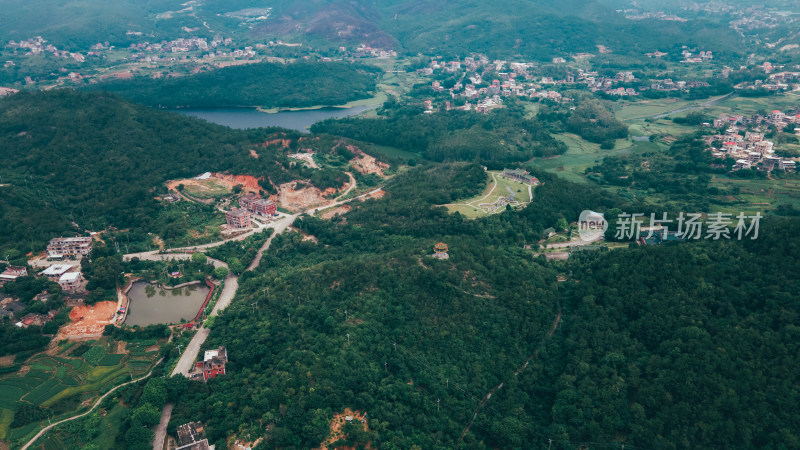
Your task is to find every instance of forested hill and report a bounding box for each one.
[253,0,746,59]
[162,164,800,448]
[0,90,330,255]
[86,61,380,109]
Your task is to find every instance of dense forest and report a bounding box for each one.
[0,91,349,256]
[312,101,567,162]
[87,61,380,108]
[157,162,800,448]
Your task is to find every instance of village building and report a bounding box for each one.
[225,208,251,229]
[500,168,540,185]
[240,194,277,217]
[161,193,181,203]
[192,346,228,381]
[0,266,28,285]
[15,310,57,328]
[40,264,75,281]
[0,300,25,319]
[47,236,92,258]
[176,421,211,450]
[58,272,84,293]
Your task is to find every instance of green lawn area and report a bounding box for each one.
[182,179,232,199]
[526,134,661,184]
[703,92,800,118]
[445,171,534,218]
[710,175,800,213]
[614,97,701,121]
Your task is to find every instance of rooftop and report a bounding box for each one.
[49,236,92,244]
[59,272,81,282]
[41,264,74,277]
[226,208,250,218]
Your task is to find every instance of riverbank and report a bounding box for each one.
[256,91,386,113]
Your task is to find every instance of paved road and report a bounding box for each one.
[247,214,296,271]
[21,358,164,450]
[152,403,174,450]
[171,328,211,377]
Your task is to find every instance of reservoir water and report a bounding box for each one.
[125,281,210,326]
[177,104,377,132]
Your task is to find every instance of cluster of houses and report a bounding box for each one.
[1,237,90,294]
[225,193,278,229]
[501,168,540,185]
[5,36,85,62]
[649,79,710,91]
[417,52,726,110]
[346,44,397,59]
[623,10,688,22]
[0,292,57,328]
[711,109,800,129]
[0,236,94,328]
[40,264,86,293]
[681,49,714,63]
[704,123,797,172]
[730,63,800,91]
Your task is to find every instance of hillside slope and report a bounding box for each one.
[0,90,326,255]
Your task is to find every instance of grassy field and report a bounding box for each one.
[0,339,160,447]
[709,175,800,214]
[181,179,232,199]
[445,171,534,218]
[703,93,800,118]
[526,134,663,184]
[613,97,711,121]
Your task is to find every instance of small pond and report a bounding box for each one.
[124,281,210,326]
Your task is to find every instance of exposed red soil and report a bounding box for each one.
[58,301,118,338]
[320,205,351,220]
[319,409,370,450]
[345,145,389,176]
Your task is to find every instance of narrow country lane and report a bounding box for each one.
[21,358,164,450]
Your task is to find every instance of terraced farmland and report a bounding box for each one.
[0,338,160,447]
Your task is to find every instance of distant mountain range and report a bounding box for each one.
[0,0,748,59]
[253,0,745,59]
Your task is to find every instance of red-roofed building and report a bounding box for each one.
[239,195,277,217]
[192,346,227,381]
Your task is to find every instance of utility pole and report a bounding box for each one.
[548,439,552,450]
[346,333,350,346]
[437,398,440,413]
[393,342,396,351]
[176,344,183,354]
[251,302,258,314]
[384,361,387,372]
[344,309,348,322]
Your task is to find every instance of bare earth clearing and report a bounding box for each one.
[58,301,118,338]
